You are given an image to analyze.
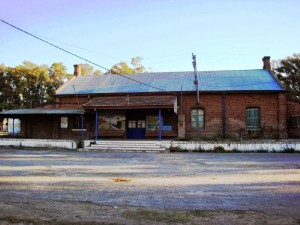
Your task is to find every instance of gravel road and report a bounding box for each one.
[0,149,299,224]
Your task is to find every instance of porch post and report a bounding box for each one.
[158,109,162,141]
[12,118,15,137]
[95,110,98,142]
[80,114,84,140]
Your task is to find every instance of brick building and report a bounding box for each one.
[1,56,299,140]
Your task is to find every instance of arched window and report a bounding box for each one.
[191,109,205,129]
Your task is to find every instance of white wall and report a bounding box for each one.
[0,139,77,149]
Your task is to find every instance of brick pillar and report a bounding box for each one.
[278,94,287,138]
[178,114,185,138]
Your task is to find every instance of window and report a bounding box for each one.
[128,120,136,128]
[137,120,146,128]
[291,116,300,128]
[7,118,21,135]
[60,117,68,129]
[191,109,204,129]
[246,108,260,130]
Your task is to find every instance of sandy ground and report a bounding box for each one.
[0,149,300,224]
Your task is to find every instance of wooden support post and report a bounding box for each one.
[95,111,98,143]
[158,109,162,141]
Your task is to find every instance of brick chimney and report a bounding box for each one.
[262,56,271,70]
[73,64,81,76]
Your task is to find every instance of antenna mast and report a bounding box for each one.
[192,53,199,104]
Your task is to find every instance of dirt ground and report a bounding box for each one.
[0,149,300,224]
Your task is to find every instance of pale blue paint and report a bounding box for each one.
[57,69,284,95]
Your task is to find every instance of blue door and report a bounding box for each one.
[127,120,146,139]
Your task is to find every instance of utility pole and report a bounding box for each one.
[192,53,200,141]
[192,53,199,104]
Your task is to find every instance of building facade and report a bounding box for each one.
[2,57,298,140]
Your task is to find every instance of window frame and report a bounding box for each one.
[291,116,300,128]
[191,108,205,130]
[60,116,68,129]
[128,120,136,128]
[246,107,260,130]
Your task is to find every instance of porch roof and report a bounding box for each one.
[0,108,85,116]
[83,95,177,109]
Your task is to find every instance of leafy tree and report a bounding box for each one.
[108,56,148,74]
[272,54,300,99]
[109,61,135,74]
[93,69,102,75]
[78,63,102,75]
[131,56,146,73]
[49,62,72,83]
[79,63,93,75]
[0,61,72,111]
[22,60,39,69]
[0,66,20,110]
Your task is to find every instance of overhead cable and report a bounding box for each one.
[0,18,164,92]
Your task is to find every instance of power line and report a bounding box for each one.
[0,18,164,92]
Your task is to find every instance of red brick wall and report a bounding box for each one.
[287,100,300,138]
[47,92,287,140]
[181,93,287,139]
[181,94,223,138]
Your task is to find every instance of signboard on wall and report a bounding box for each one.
[98,110,125,130]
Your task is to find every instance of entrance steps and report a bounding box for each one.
[85,140,169,153]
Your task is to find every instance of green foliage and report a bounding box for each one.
[76,139,84,148]
[108,56,149,74]
[93,69,102,75]
[0,61,71,111]
[213,145,225,152]
[272,53,300,99]
[77,63,102,76]
[109,61,135,74]
[283,147,295,153]
[168,144,188,152]
[131,56,146,73]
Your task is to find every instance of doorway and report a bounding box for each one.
[126,110,146,139]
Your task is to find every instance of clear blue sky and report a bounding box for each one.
[0,0,299,73]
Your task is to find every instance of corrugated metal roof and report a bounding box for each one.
[56,69,284,95]
[0,108,85,115]
[83,95,177,109]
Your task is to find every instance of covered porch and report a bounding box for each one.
[0,108,85,139]
[83,95,179,141]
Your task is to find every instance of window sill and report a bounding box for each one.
[72,129,87,132]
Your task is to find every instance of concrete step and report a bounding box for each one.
[85,141,168,153]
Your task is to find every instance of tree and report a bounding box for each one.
[22,60,39,69]
[78,63,102,75]
[272,54,300,99]
[0,61,72,111]
[108,56,149,74]
[131,56,146,73]
[93,69,102,75]
[109,61,135,74]
[49,62,72,84]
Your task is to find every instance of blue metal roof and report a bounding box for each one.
[56,69,284,95]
